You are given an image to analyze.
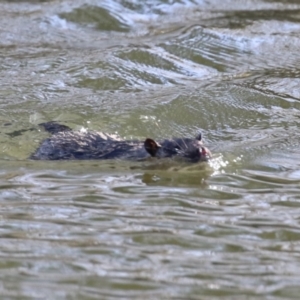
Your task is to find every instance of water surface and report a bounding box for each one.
[0,0,300,299]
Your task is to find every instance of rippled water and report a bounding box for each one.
[1,0,300,298]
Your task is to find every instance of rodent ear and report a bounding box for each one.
[144,138,161,157]
[196,132,202,141]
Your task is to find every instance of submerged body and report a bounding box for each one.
[30,122,211,162]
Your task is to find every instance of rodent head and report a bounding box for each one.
[144,133,211,162]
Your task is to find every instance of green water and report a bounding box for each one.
[0,0,300,299]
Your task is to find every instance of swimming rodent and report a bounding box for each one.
[30,121,211,162]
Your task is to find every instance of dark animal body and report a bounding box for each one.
[30,122,211,162]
